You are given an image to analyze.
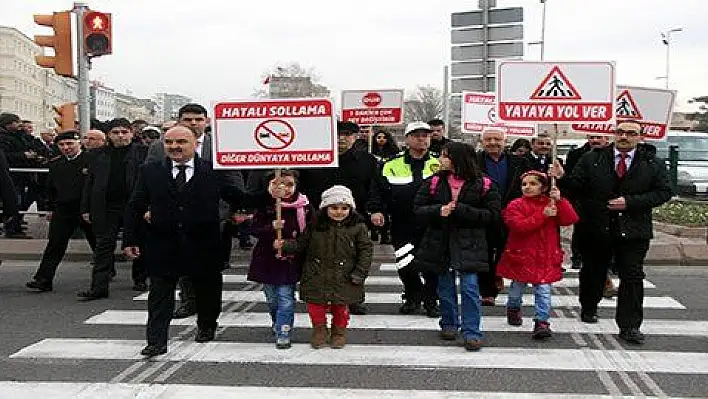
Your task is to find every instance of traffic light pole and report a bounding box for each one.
[74,2,90,137]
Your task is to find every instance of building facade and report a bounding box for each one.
[90,81,117,121]
[0,26,79,132]
[116,93,158,123]
[153,92,191,122]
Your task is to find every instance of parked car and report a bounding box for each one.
[652,131,708,199]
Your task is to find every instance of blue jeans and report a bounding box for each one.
[263,284,296,339]
[437,271,483,341]
[506,281,552,322]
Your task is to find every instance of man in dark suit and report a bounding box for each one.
[475,128,532,305]
[557,121,673,345]
[79,118,149,300]
[146,103,245,318]
[123,125,245,357]
[26,130,95,292]
[527,133,555,173]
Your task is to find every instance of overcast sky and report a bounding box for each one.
[4,0,706,112]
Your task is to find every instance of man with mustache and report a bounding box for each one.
[556,121,673,345]
[146,104,245,318]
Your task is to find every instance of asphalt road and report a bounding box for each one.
[0,258,706,398]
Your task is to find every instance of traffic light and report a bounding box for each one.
[53,103,76,132]
[33,11,73,77]
[83,11,112,57]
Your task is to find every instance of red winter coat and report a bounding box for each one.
[496,195,579,284]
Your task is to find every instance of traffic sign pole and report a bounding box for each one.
[73,2,90,138]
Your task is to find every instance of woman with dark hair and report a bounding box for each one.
[510,138,532,157]
[370,130,399,245]
[412,142,502,351]
[371,130,400,160]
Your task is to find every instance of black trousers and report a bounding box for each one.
[146,272,223,347]
[90,206,123,293]
[571,225,583,263]
[34,209,95,283]
[579,238,650,330]
[393,237,438,304]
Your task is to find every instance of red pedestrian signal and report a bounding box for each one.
[83,11,112,57]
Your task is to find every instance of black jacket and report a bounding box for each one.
[412,172,501,274]
[123,158,244,276]
[475,150,531,207]
[0,149,18,217]
[0,127,33,168]
[47,151,92,213]
[560,143,673,240]
[429,137,451,155]
[565,143,592,176]
[299,148,379,210]
[81,143,148,228]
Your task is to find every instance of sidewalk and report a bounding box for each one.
[0,215,705,265]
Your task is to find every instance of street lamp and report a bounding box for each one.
[661,27,683,89]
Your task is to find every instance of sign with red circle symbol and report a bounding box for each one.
[487,107,498,123]
[362,92,382,107]
[254,119,296,150]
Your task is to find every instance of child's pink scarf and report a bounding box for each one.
[447,174,465,202]
[280,193,310,232]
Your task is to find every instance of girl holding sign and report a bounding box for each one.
[247,170,313,349]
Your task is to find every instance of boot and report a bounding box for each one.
[532,320,552,340]
[424,300,440,318]
[399,299,421,315]
[330,326,347,349]
[379,229,392,245]
[310,324,328,349]
[506,307,523,326]
[603,278,617,299]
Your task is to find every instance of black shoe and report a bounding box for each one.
[424,301,441,318]
[619,329,645,345]
[140,345,167,358]
[580,311,598,324]
[26,279,53,292]
[195,328,216,343]
[571,259,582,270]
[399,300,421,315]
[173,303,197,319]
[5,232,32,239]
[132,281,148,292]
[349,303,367,315]
[77,289,108,301]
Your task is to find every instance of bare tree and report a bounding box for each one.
[404,86,444,123]
[253,62,328,98]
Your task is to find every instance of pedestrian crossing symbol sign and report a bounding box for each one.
[615,89,643,119]
[530,66,582,100]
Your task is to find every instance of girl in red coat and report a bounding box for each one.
[496,171,578,339]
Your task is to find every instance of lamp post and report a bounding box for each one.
[661,27,683,89]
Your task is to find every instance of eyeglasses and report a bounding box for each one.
[615,129,641,137]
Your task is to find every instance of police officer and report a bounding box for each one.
[26,130,96,292]
[369,122,441,317]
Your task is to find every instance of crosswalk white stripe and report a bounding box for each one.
[222,274,655,288]
[132,291,685,309]
[0,382,675,399]
[11,339,708,374]
[380,263,583,274]
[85,310,708,337]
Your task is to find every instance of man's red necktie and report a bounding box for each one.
[616,152,627,178]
